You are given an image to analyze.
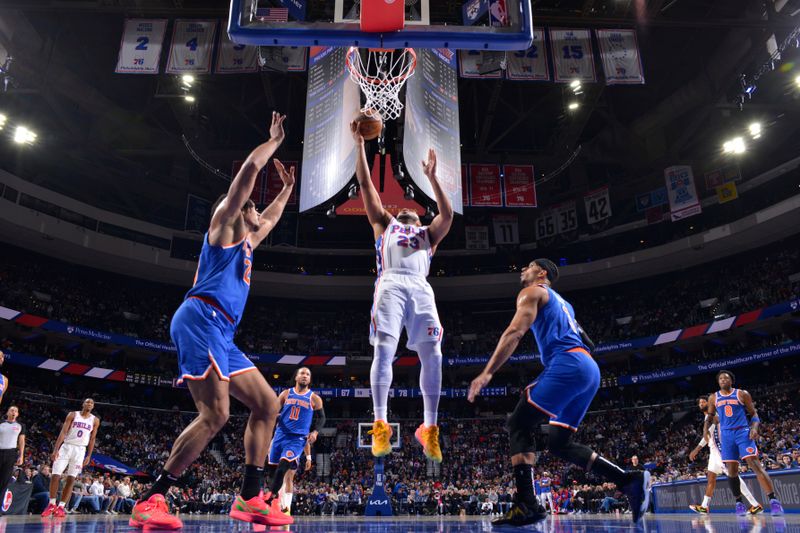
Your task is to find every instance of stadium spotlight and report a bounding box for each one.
[13,125,37,145]
[181,74,195,88]
[569,80,581,89]
[184,95,196,103]
[568,101,579,111]
[0,113,6,130]
[795,74,800,88]
[722,137,746,154]
[748,122,761,139]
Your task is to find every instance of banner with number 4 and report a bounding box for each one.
[583,186,612,224]
[166,20,217,74]
[115,19,168,74]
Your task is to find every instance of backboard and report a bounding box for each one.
[228,0,533,50]
[357,422,402,450]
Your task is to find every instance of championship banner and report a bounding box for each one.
[461,164,470,207]
[115,19,168,74]
[215,29,258,74]
[469,164,503,206]
[232,161,267,205]
[549,28,596,83]
[505,28,549,81]
[265,161,298,205]
[664,165,702,221]
[458,50,504,78]
[716,181,738,204]
[502,165,537,207]
[583,186,612,223]
[166,20,217,74]
[595,29,645,85]
[704,164,740,190]
[555,201,578,233]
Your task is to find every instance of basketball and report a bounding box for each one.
[355,110,383,141]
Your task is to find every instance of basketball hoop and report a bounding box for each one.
[346,47,417,121]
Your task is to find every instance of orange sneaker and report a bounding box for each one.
[129,494,183,530]
[229,494,293,526]
[415,423,443,463]
[369,420,393,457]
[41,503,57,518]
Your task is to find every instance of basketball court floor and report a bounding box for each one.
[4,514,797,533]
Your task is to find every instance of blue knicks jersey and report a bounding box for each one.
[278,388,314,435]
[716,389,749,431]
[185,233,253,325]
[529,286,588,366]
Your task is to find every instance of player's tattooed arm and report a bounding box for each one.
[468,285,548,402]
[423,149,454,247]
[214,112,286,228]
[350,121,391,237]
[739,390,760,440]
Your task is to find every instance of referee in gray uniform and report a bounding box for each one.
[0,406,25,500]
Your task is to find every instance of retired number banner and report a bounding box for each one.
[583,186,612,223]
[502,165,537,207]
[505,28,550,81]
[555,201,578,233]
[549,28,596,82]
[115,19,167,74]
[596,29,645,85]
[459,50,504,78]
[469,164,503,206]
[664,165,702,221]
[166,20,217,74]
[215,30,258,74]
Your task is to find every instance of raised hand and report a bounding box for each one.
[273,159,295,187]
[467,372,493,403]
[421,148,437,180]
[269,111,287,142]
[350,121,365,145]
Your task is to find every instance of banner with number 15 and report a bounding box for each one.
[166,20,217,74]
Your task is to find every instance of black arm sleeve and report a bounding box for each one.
[577,322,596,352]
[311,407,326,433]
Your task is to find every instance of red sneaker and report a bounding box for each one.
[41,503,57,518]
[229,494,293,526]
[54,505,67,518]
[129,494,183,530]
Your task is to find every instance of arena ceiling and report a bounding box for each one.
[0,0,799,233]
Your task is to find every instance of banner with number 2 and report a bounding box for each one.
[115,19,168,74]
[166,20,217,74]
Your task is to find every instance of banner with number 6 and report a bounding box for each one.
[549,28,596,83]
[215,29,258,73]
[166,20,217,74]
[583,186,612,224]
[115,19,168,74]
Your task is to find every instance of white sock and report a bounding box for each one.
[702,495,710,508]
[740,478,759,507]
[370,332,398,422]
[49,498,56,505]
[284,493,293,510]
[58,501,66,508]
[417,341,442,427]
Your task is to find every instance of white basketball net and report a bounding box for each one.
[346,47,417,121]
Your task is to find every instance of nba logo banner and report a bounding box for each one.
[505,28,550,81]
[595,29,645,85]
[166,20,217,74]
[664,165,702,221]
[115,19,168,74]
[549,28,596,83]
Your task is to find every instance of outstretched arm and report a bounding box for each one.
[351,122,391,238]
[250,159,295,248]
[468,285,547,402]
[212,112,286,230]
[422,149,454,247]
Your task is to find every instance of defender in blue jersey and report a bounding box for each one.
[468,259,649,527]
[132,112,296,530]
[706,370,784,516]
[264,367,325,514]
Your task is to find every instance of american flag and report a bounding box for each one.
[256,7,289,22]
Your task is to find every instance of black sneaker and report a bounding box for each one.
[622,470,651,523]
[491,501,547,527]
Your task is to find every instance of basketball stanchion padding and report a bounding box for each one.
[360,0,406,33]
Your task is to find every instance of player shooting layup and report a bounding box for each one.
[350,122,453,463]
[130,113,295,530]
[468,259,649,527]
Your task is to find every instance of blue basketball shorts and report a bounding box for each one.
[268,427,307,465]
[720,427,759,462]
[525,349,600,431]
[170,297,256,384]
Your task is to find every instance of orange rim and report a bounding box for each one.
[346,47,417,86]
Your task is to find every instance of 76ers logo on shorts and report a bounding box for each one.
[746,447,755,454]
[427,327,441,337]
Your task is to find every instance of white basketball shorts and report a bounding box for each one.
[369,270,443,350]
[52,443,87,477]
[707,447,726,476]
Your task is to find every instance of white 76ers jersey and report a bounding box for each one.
[375,218,433,277]
[64,412,95,446]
